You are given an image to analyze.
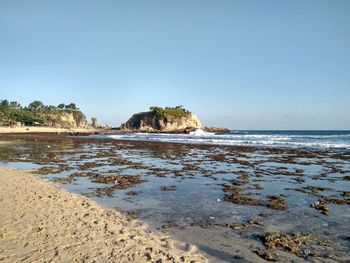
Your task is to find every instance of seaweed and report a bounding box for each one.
[224,193,288,210]
[255,249,277,261]
[311,201,329,215]
[32,166,61,175]
[226,218,264,231]
[264,232,317,255]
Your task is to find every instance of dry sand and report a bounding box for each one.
[0,167,208,263]
[0,127,99,134]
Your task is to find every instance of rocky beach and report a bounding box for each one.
[0,132,349,262]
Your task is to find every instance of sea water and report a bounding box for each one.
[105,130,350,150]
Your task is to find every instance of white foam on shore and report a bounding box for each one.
[189,129,215,136]
[104,131,350,150]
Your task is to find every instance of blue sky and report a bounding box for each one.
[1,0,349,129]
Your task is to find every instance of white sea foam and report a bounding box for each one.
[104,132,350,150]
[189,129,215,136]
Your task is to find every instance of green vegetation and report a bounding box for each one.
[149,106,191,119]
[0,99,86,127]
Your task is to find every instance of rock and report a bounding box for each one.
[121,106,202,132]
[160,185,176,191]
[57,112,88,128]
[203,127,230,133]
[91,117,101,128]
[343,191,350,197]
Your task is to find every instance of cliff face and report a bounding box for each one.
[0,99,91,129]
[121,111,202,132]
[56,112,88,128]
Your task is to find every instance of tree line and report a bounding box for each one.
[149,105,191,119]
[0,99,83,126]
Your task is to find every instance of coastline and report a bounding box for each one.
[1,130,349,153]
[0,167,207,263]
[1,132,348,157]
[0,127,100,134]
[0,132,349,262]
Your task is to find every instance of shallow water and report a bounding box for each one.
[0,136,349,262]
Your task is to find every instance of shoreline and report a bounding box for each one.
[0,127,101,134]
[0,167,207,263]
[1,130,349,153]
[0,133,349,262]
[1,132,347,155]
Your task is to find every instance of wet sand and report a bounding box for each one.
[0,167,207,263]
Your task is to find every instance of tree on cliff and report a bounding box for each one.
[10,101,21,109]
[65,103,78,110]
[57,103,65,109]
[148,106,191,119]
[0,100,10,111]
[0,99,87,127]
[28,101,44,112]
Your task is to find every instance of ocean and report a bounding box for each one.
[105,130,350,150]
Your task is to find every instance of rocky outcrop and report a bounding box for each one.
[91,117,100,128]
[0,99,91,129]
[121,110,202,132]
[57,112,88,128]
[203,127,230,133]
[91,117,112,129]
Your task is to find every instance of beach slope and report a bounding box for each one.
[0,167,207,263]
[0,127,98,134]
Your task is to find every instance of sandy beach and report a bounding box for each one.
[0,127,99,134]
[0,167,207,263]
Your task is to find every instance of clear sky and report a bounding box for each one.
[1,0,349,129]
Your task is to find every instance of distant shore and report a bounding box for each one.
[0,167,207,263]
[0,126,100,134]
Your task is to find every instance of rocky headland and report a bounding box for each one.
[0,100,90,128]
[0,99,112,130]
[121,106,202,133]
